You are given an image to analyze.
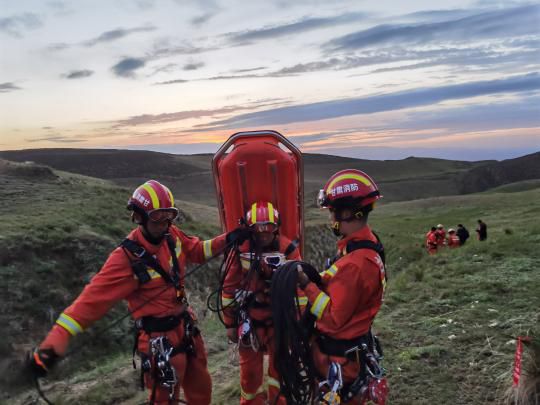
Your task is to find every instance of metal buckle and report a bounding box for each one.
[133,246,146,258]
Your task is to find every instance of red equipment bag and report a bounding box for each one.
[212,130,304,256]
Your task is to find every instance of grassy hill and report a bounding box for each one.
[1,159,539,404]
[6,148,539,208]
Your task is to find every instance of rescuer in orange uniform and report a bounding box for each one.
[435,224,446,247]
[297,169,388,405]
[426,226,438,255]
[28,180,247,405]
[221,201,303,405]
[446,228,461,248]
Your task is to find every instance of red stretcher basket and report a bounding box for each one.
[212,130,304,256]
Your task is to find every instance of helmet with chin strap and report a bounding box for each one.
[127,180,178,224]
[318,169,381,235]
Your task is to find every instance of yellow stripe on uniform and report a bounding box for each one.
[323,264,338,278]
[56,313,84,336]
[267,376,280,389]
[240,256,251,270]
[326,173,372,193]
[251,202,257,223]
[165,187,174,206]
[310,292,330,320]
[203,239,213,260]
[268,202,274,223]
[147,268,161,279]
[297,296,308,306]
[221,296,234,306]
[241,386,261,400]
[142,184,160,208]
[175,238,182,258]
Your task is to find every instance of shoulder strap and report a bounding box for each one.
[345,236,387,283]
[120,238,176,287]
[345,240,385,264]
[165,234,182,288]
[284,239,299,257]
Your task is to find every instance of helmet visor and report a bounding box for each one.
[148,208,179,223]
[317,189,329,208]
[251,222,278,233]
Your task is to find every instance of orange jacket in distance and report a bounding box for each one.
[303,226,385,340]
[447,233,460,248]
[40,225,226,355]
[435,229,446,246]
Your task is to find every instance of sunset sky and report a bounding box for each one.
[1,0,539,160]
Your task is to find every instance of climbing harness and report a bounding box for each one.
[32,237,237,404]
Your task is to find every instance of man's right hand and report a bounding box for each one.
[226,227,251,245]
[227,327,239,344]
[27,348,59,378]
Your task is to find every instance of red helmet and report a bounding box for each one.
[127,180,178,222]
[245,201,280,233]
[318,169,381,209]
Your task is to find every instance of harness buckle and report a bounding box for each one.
[133,246,146,258]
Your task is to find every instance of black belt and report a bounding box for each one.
[135,314,182,333]
[317,332,372,358]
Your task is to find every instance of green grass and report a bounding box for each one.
[2,162,539,404]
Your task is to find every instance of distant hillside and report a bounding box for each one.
[1,148,539,206]
[457,151,540,193]
[3,159,539,404]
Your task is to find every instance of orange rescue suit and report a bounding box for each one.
[221,235,302,405]
[425,231,438,255]
[303,226,385,405]
[40,225,226,405]
[447,233,460,248]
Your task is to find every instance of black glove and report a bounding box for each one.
[299,262,322,286]
[226,227,251,245]
[27,348,59,378]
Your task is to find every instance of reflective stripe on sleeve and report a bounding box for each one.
[221,296,234,306]
[268,376,280,389]
[203,239,213,260]
[241,386,263,400]
[297,296,308,306]
[323,264,338,278]
[56,313,84,336]
[310,292,330,320]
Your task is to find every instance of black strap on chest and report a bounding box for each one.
[345,240,385,266]
[284,239,299,257]
[120,235,181,289]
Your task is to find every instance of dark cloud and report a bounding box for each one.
[26,136,86,143]
[154,78,188,85]
[0,13,42,37]
[400,9,480,22]
[47,42,71,51]
[84,25,156,47]
[226,12,365,44]
[0,82,22,93]
[184,61,204,71]
[63,69,94,79]
[326,5,540,51]
[147,42,215,58]
[231,67,267,73]
[111,98,287,127]
[111,57,146,78]
[400,94,540,132]
[191,12,217,26]
[202,72,540,128]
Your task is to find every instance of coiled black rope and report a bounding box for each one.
[271,260,320,405]
[206,237,260,327]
